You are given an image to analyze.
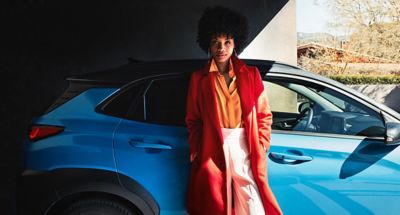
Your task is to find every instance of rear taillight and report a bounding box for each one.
[28,125,65,141]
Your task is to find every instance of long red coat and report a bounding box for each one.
[185,56,283,215]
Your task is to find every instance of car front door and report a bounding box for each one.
[264,75,400,215]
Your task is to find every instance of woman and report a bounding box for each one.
[185,6,283,215]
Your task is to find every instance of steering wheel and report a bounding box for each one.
[294,107,314,131]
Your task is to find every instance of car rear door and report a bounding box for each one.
[112,74,191,215]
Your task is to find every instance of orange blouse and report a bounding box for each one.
[209,59,243,128]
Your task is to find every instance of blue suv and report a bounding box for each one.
[21,59,400,215]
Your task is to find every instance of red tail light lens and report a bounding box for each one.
[28,125,65,141]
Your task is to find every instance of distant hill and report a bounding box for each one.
[297,32,348,46]
[297,32,334,40]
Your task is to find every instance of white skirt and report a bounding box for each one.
[221,128,266,215]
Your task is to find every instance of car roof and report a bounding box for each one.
[67,59,299,85]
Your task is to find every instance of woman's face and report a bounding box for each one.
[209,34,235,64]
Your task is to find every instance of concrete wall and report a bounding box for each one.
[241,0,297,112]
[349,85,400,112]
[241,0,297,64]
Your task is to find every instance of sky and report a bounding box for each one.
[296,0,336,34]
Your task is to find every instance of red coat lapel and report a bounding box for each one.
[233,57,252,119]
[199,60,223,134]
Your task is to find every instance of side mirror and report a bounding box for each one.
[385,122,400,145]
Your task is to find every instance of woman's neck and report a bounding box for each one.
[216,60,229,74]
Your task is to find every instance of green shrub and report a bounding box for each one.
[328,75,400,85]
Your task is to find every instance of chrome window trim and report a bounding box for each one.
[271,129,385,141]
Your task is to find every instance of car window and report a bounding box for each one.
[314,89,368,114]
[103,75,189,126]
[266,80,385,137]
[99,81,148,119]
[142,75,189,126]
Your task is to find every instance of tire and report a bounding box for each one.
[61,197,139,215]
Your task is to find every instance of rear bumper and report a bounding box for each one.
[18,170,58,215]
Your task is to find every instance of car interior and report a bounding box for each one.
[267,80,386,137]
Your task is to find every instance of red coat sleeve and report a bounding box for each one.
[185,72,203,162]
[254,67,273,151]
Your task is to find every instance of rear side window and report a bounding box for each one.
[98,81,148,119]
[99,75,190,127]
[142,75,190,126]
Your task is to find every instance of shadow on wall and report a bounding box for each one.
[384,86,400,113]
[1,1,290,214]
[349,85,400,113]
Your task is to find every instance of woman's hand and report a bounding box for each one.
[190,152,198,163]
[260,143,267,152]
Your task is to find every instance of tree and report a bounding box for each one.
[328,0,400,62]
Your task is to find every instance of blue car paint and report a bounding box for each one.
[269,132,400,215]
[113,119,190,215]
[24,88,120,172]
[22,84,400,214]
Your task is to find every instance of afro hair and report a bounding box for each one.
[197,6,249,55]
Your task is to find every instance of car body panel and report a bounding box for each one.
[24,88,120,172]
[269,131,400,214]
[20,60,400,215]
[113,119,190,215]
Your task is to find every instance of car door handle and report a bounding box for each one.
[129,139,172,150]
[269,152,313,164]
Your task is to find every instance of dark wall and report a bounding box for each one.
[0,0,288,213]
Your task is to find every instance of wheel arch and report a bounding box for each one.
[21,168,159,215]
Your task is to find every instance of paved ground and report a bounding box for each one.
[0,164,18,215]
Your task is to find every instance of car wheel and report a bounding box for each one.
[61,197,139,215]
